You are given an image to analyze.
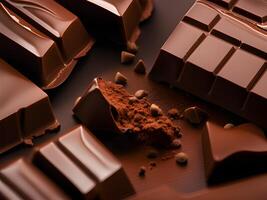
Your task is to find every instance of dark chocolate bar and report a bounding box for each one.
[202,121,267,184]
[56,0,145,44]
[0,159,69,200]
[0,1,94,89]
[150,1,267,129]
[33,126,135,200]
[0,59,59,154]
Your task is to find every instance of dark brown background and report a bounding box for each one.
[0,0,250,196]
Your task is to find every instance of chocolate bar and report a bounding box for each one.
[33,126,135,199]
[0,1,94,89]
[202,121,267,184]
[0,159,69,200]
[0,59,59,154]
[56,0,148,45]
[149,0,267,129]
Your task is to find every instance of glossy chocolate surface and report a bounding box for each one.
[150,0,267,129]
[56,0,144,44]
[0,1,93,89]
[203,122,267,184]
[0,59,59,154]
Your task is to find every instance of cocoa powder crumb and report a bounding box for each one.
[167,108,181,120]
[98,79,181,147]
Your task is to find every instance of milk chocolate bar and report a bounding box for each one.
[149,1,267,129]
[0,1,94,89]
[33,126,135,200]
[0,159,69,200]
[0,59,59,154]
[202,122,267,184]
[56,0,146,44]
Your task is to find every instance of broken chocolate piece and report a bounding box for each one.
[0,159,69,200]
[0,59,59,154]
[0,1,93,89]
[150,104,163,117]
[183,106,207,125]
[135,90,148,99]
[203,121,267,184]
[73,78,180,147]
[121,51,135,64]
[115,72,128,85]
[175,152,188,165]
[33,126,135,200]
[134,59,146,74]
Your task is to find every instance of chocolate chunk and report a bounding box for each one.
[127,41,139,53]
[149,1,267,129]
[33,126,135,199]
[121,51,136,64]
[73,78,179,147]
[175,152,188,165]
[0,59,59,154]
[0,1,93,89]
[134,59,146,74]
[56,0,144,45]
[203,122,267,184]
[115,72,128,85]
[135,90,148,99]
[183,106,207,125]
[150,104,163,117]
[0,159,69,200]
[138,166,146,177]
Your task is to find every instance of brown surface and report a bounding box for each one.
[1,0,266,198]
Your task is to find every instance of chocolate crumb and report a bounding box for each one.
[129,96,138,104]
[150,104,162,117]
[134,59,146,74]
[171,139,181,149]
[24,138,33,146]
[114,72,127,85]
[183,106,208,125]
[139,166,146,177]
[127,41,138,53]
[175,152,188,165]
[146,149,159,159]
[149,161,157,170]
[224,123,235,129]
[135,90,148,99]
[121,51,135,64]
[167,108,180,120]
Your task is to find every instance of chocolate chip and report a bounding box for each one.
[171,139,181,149]
[135,90,148,99]
[183,106,208,125]
[138,166,146,177]
[121,51,135,64]
[146,149,159,159]
[167,108,180,119]
[127,41,138,53]
[224,123,235,129]
[175,152,188,165]
[129,96,138,104]
[114,72,127,85]
[150,104,163,117]
[134,59,146,74]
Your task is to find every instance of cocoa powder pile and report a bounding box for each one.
[98,79,181,147]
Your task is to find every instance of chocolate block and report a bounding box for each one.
[0,59,59,153]
[0,1,94,89]
[56,0,144,45]
[0,159,69,200]
[33,126,135,200]
[150,1,267,129]
[202,121,267,184]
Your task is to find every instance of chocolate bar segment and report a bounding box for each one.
[56,0,143,44]
[150,1,267,129]
[0,159,69,200]
[202,122,267,184]
[0,1,93,89]
[0,59,59,153]
[33,126,135,200]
